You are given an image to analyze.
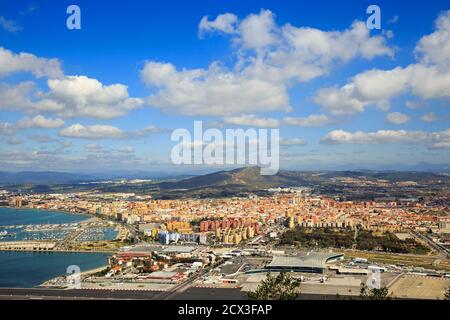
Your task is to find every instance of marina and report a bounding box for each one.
[0,208,120,243]
[0,208,117,288]
[0,230,15,239]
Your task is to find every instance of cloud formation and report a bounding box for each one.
[0,115,64,139]
[59,124,126,139]
[0,47,143,120]
[142,10,393,116]
[222,114,280,128]
[38,76,144,119]
[321,129,450,149]
[385,112,410,124]
[314,10,450,115]
[59,124,168,140]
[283,114,331,127]
[141,61,290,116]
[17,115,64,129]
[0,76,143,119]
[0,47,62,78]
[199,13,238,36]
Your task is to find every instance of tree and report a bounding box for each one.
[360,283,393,300]
[247,272,300,300]
[444,286,450,300]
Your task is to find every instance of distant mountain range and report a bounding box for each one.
[0,171,96,185]
[1,166,449,193]
[0,171,194,185]
[159,166,450,189]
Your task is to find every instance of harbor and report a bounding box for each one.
[0,208,123,288]
[0,208,128,252]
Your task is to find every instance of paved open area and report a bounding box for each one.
[389,275,450,299]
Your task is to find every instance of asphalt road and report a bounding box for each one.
[0,287,372,300]
[0,288,160,300]
[0,287,247,300]
[410,230,449,258]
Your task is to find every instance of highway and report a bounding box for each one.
[0,288,160,300]
[0,287,245,300]
[0,287,366,300]
[409,230,449,259]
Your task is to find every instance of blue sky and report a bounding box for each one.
[0,0,449,172]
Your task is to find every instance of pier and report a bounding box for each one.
[0,241,56,251]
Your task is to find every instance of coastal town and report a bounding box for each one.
[0,185,449,300]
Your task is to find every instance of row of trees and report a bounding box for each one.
[280,227,429,254]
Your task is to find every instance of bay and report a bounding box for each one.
[0,207,111,287]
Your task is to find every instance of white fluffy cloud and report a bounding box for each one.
[216,114,333,128]
[415,10,450,68]
[199,13,238,35]
[314,84,366,115]
[0,47,62,78]
[0,81,36,111]
[0,47,143,119]
[242,13,393,84]
[385,112,410,124]
[17,115,64,129]
[283,114,331,127]
[237,10,279,50]
[315,66,450,116]
[59,124,126,139]
[0,76,143,119]
[320,129,450,149]
[59,123,168,140]
[314,10,450,115]
[141,61,290,116]
[142,10,393,116]
[0,115,63,138]
[37,76,144,119]
[222,114,279,128]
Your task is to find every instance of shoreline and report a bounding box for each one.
[0,206,123,243]
[0,205,91,218]
[0,251,112,289]
[0,207,124,288]
[0,207,119,288]
[39,264,109,288]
